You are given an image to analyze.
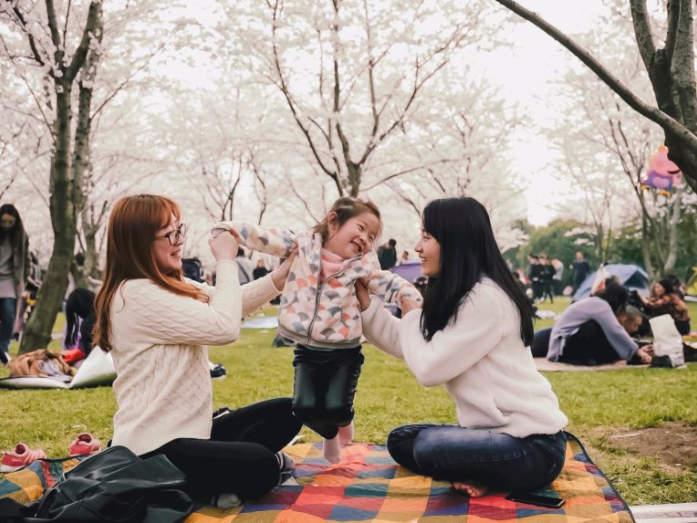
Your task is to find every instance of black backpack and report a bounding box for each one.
[0,446,193,523]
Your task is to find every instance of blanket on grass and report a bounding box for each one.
[0,433,634,523]
[535,358,649,372]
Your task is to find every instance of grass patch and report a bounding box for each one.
[1,302,696,504]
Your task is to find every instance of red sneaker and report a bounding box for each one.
[1,443,46,472]
[69,432,102,456]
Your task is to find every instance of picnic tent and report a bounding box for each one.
[390,260,422,283]
[572,263,650,303]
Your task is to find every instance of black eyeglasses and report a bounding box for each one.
[156,223,187,246]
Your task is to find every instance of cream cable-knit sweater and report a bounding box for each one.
[110,260,281,455]
[361,277,568,438]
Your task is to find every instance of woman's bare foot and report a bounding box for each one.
[452,481,489,498]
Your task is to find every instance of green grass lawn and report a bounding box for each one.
[1,301,696,505]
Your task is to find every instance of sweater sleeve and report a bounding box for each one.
[241,273,281,317]
[214,221,295,258]
[593,304,638,361]
[397,285,505,387]
[360,296,404,359]
[124,260,243,346]
[364,255,423,304]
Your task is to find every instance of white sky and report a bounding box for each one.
[475,0,608,225]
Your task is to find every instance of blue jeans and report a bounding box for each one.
[0,297,16,355]
[387,424,567,492]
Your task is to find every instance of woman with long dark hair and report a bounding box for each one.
[356,197,568,497]
[0,204,30,364]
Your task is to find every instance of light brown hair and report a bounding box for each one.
[313,197,382,243]
[94,194,205,352]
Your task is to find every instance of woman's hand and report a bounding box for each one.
[209,228,239,263]
[271,246,298,290]
[400,295,423,315]
[355,278,371,312]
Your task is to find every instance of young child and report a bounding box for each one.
[213,197,422,462]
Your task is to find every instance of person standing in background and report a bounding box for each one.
[571,252,590,293]
[253,259,270,280]
[551,258,564,296]
[377,239,397,270]
[539,254,555,304]
[236,247,254,285]
[0,204,30,364]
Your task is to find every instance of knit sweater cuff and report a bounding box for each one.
[241,274,281,316]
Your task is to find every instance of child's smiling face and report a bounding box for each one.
[324,211,380,259]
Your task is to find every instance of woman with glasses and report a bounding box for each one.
[0,204,31,365]
[94,194,302,508]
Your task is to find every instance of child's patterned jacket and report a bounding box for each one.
[214,221,422,349]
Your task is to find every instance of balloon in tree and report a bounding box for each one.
[640,145,682,196]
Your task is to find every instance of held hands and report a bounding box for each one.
[356,278,423,314]
[636,345,653,364]
[209,228,239,263]
[271,245,298,290]
[355,279,371,312]
[400,295,423,315]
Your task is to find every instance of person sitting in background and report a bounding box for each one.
[637,278,690,335]
[531,284,652,365]
[396,250,410,266]
[63,288,96,361]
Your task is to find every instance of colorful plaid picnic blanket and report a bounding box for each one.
[0,433,634,522]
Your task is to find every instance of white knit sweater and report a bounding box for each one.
[109,260,281,455]
[361,278,568,438]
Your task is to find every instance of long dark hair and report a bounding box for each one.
[0,204,26,247]
[419,198,534,345]
[595,284,628,315]
[65,288,96,348]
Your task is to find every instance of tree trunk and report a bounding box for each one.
[19,0,103,353]
[347,162,361,197]
[20,86,76,353]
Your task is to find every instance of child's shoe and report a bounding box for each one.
[1,443,46,472]
[69,432,102,456]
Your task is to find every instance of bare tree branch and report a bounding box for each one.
[493,0,697,153]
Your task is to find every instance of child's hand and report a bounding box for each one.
[209,229,239,263]
[400,295,422,315]
[271,244,298,290]
[355,279,371,312]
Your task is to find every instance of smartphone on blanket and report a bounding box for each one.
[506,491,565,508]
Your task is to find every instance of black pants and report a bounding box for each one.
[142,398,302,502]
[675,319,691,336]
[292,345,364,439]
[531,328,552,358]
[560,320,621,365]
[541,282,554,303]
